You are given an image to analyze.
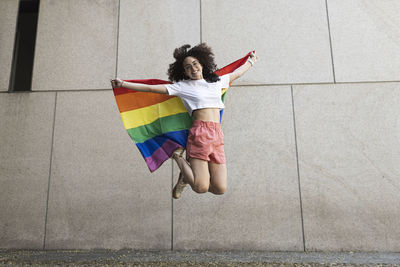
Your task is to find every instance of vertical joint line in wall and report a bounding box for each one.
[115,0,121,77]
[291,86,306,252]
[199,0,202,43]
[171,160,174,250]
[325,0,336,83]
[43,92,58,250]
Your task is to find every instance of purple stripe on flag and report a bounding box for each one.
[144,139,182,172]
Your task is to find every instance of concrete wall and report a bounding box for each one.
[1,0,400,251]
[0,0,19,91]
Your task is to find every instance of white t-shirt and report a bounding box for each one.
[165,74,230,116]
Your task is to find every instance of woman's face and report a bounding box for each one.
[183,56,203,80]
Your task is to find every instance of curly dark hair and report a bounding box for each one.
[167,43,220,83]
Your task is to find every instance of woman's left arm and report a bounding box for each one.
[229,51,258,83]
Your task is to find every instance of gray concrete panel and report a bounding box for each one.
[0,0,18,91]
[328,1,400,82]
[293,82,400,251]
[31,0,118,91]
[173,86,303,250]
[45,91,171,249]
[0,92,56,248]
[201,0,333,85]
[117,0,200,81]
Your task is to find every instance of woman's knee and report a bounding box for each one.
[192,181,209,194]
[209,183,227,195]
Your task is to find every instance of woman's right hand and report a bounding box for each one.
[110,78,123,88]
[249,51,258,64]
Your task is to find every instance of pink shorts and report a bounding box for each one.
[186,120,226,164]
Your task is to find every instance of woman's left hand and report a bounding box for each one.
[110,78,123,88]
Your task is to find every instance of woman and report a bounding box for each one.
[111,43,257,199]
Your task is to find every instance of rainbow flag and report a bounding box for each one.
[113,52,251,172]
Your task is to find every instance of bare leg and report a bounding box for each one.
[171,151,194,199]
[208,162,227,195]
[172,154,194,184]
[173,150,225,195]
[173,152,213,193]
[188,158,211,193]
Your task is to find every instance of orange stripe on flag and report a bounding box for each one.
[115,92,174,113]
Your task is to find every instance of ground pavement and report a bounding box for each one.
[1,250,400,266]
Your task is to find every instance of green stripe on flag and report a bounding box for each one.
[221,91,227,103]
[127,112,193,143]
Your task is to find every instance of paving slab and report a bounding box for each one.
[0,92,56,248]
[202,0,333,85]
[45,91,171,249]
[118,0,200,81]
[328,0,400,82]
[32,0,118,91]
[293,82,400,251]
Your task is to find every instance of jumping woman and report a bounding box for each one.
[110,43,257,199]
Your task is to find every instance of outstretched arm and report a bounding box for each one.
[110,78,168,94]
[229,51,258,83]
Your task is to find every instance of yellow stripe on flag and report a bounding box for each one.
[120,97,186,129]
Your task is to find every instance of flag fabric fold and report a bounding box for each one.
[113,52,252,172]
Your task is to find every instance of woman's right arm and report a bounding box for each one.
[110,78,168,94]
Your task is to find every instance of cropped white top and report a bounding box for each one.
[165,74,230,116]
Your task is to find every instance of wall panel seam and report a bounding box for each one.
[115,0,121,77]
[231,80,400,86]
[325,0,336,83]
[20,79,400,93]
[171,160,174,250]
[43,91,58,249]
[200,0,202,43]
[290,85,306,252]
